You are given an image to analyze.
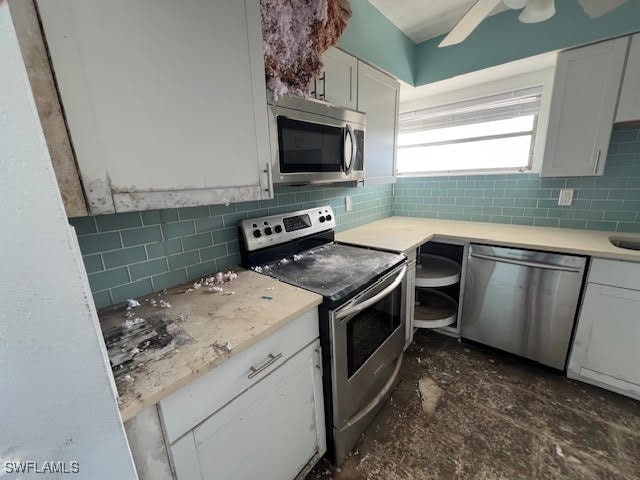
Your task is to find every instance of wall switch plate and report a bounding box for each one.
[345,196,353,211]
[558,188,574,206]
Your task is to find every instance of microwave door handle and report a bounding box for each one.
[336,265,407,320]
[344,123,356,175]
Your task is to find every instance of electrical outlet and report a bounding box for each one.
[558,188,574,206]
[345,196,353,211]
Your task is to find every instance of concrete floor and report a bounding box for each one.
[308,330,640,480]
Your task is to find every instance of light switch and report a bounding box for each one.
[558,188,574,206]
[345,196,353,211]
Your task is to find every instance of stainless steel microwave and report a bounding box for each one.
[268,96,365,185]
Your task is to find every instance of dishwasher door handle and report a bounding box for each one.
[469,252,583,273]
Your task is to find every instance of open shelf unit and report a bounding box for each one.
[414,288,458,329]
[416,254,461,288]
[413,240,467,333]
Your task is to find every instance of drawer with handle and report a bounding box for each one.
[159,308,319,444]
[588,258,640,290]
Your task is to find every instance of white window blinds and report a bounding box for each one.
[399,86,543,134]
[397,86,543,175]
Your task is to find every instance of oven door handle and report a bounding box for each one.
[336,265,407,321]
[341,353,403,430]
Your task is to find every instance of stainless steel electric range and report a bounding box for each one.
[239,206,407,465]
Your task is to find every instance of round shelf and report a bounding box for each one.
[414,289,457,329]
[415,254,461,288]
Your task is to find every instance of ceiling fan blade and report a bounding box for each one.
[519,0,555,23]
[439,0,503,47]
[577,0,626,19]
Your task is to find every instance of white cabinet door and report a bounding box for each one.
[405,250,416,349]
[159,310,318,444]
[319,47,358,109]
[37,0,272,214]
[568,283,640,401]
[541,37,628,177]
[170,340,326,480]
[617,34,640,123]
[357,61,400,185]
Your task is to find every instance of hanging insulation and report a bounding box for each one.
[261,0,352,98]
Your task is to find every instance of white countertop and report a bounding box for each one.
[99,269,322,422]
[336,217,640,262]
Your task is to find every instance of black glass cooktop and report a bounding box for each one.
[254,243,405,306]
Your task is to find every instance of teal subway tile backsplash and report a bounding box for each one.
[95,212,142,231]
[393,125,640,232]
[102,246,147,269]
[77,232,122,255]
[71,183,393,309]
[121,225,162,246]
[71,126,639,310]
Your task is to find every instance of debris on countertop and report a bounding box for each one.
[126,298,141,310]
[98,268,322,421]
[184,271,239,296]
[157,299,171,308]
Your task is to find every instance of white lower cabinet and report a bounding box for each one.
[126,310,326,480]
[170,340,325,480]
[404,249,417,349]
[568,259,640,400]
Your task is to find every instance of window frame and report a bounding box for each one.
[396,66,556,178]
[397,113,539,176]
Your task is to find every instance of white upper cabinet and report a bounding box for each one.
[617,34,640,123]
[541,37,629,177]
[318,47,358,109]
[36,0,272,214]
[357,61,400,185]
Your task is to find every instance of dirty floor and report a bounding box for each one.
[307,330,640,480]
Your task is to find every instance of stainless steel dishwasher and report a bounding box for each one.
[461,244,587,369]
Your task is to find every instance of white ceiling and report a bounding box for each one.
[368,0,507,44]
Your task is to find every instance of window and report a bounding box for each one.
[397,87,542,175]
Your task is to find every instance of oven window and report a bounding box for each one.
[346,283,402,378]
[277,117,344,173]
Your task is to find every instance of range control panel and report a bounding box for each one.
[240,206,336,252]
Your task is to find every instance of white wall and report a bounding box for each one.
[0,3,137,478]
[399,51,558,111]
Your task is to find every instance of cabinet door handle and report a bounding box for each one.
[310,78,317,98]
[263,162,273,193]
[318,72,326,99]
[592,149,601,175]
[248,353,283,379]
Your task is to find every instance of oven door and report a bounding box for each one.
[329,263,407,430]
